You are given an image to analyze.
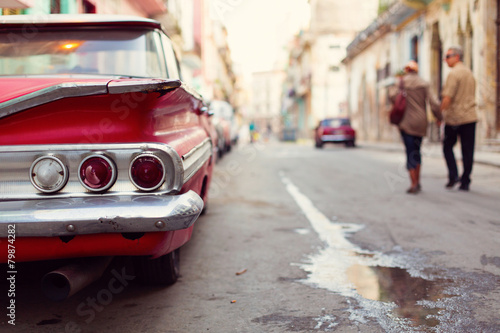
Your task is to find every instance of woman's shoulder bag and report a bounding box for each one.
[389,78,407,125]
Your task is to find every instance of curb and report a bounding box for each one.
[358,142,500,169]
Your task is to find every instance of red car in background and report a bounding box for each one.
[0,15,214,300]
[315,117,356,148]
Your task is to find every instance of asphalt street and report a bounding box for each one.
[2,140,500,332]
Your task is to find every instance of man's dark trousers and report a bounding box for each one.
[443,122,476,186]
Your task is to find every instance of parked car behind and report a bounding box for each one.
[209,100,237,158]
[0,14,214,300]
[315,117,356,148]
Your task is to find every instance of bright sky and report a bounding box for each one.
[211,0,310,75]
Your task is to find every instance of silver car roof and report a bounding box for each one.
[0,14,161,28]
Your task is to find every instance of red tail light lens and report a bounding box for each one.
[79,155,116,192]
[129,155,165,191]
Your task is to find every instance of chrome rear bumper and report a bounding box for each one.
[0,191,203,237]
[321,134,355,142]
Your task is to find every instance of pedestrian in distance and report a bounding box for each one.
[389,60,442,194]
[249,120,257,143]
[440,45,477,191]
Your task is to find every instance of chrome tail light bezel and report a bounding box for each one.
[129,153,166,192]
[29,155,69,193]
[78,154,117,192]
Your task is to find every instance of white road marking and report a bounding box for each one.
[279,171,412,330]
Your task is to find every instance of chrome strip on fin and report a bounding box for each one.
[182,138,212,184]
[107,79,181,94]
[0,82,108,120]
[0,79,183,120]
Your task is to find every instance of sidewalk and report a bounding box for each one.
[358,141,500,168]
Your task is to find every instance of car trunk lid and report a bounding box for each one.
[0,78,182,144]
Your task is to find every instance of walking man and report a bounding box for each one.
[440,45,477,191]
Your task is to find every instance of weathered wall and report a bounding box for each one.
[425,0,497,141]
[309,0,379,34]
[346,32,395,142]
[346,0,498,143]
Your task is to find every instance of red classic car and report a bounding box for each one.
[314,117,356,148]
[0,14,214,299]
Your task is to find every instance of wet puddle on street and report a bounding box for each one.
[280,172,458,331]
[347,264,453,328]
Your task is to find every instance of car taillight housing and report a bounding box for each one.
[30,156,68,193]
[129,154,165,192]
[79,155,116,192]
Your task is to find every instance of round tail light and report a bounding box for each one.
[30,156,68,193]
[129,154,165,192]
[79,155,116,192]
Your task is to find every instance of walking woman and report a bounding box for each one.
[389,61,442,194]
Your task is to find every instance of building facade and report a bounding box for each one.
[251,69,286,138]
[343,0,499,144]
[308,0,379,127]
[282,32,312,140]
[282,0,379,140]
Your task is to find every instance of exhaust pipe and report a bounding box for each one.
[41,256,113,301]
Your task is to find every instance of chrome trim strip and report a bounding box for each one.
[182,138,212,183]
[0,82,108,120]
[0,191,203,237]
[107,79,181,94]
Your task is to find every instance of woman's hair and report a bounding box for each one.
[405,60,419,73]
